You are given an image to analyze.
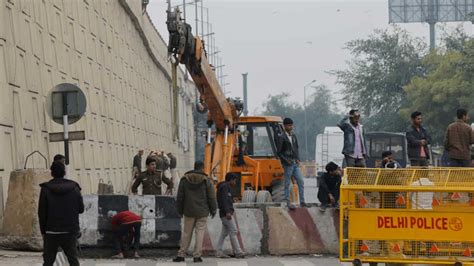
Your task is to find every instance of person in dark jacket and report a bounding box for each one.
[275,117,306,210]
[337,110,368,167]
[38,161,84,266]
[215,173,245,259]
[406,111,431,166]
[318,162,342,212]
[173,161,217,263]
[108,210,142,259]
[381,151,402,169]
[131,158,173,195]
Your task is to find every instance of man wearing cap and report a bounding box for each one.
[337,109,368,167]
[276,117,306,210]
[131,158,173,195]
[318,162,342,211]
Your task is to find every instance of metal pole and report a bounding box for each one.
[183,0,186,22]
[211,26,215,65]
[62,93,70,165]
[201,0,204,40]
[303,80,316,162]
[242,73,248,116]
[304,86,308,162]
[429,22,436,50]
[206,8,210,54]
[217,57,221,84]
[195,0,199,36]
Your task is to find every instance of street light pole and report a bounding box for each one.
[303,79,316,162]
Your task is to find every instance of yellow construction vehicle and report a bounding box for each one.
[166,7,297,203]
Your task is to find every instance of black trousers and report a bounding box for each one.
[43,233,79,266]
[114,222,141,253]
[318,186,340,206]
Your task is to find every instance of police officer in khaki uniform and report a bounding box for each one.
[131,158,173,195]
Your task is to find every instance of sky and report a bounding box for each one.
[148,0,474,115]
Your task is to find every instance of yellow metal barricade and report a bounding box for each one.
[340,167,474,266]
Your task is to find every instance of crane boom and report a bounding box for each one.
[166,8,242,131]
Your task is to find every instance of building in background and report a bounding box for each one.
[0,0,196,207]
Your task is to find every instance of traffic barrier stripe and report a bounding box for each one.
[464,248,472,257]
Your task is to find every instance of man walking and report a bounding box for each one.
[338,110,368,167]
[276,118,306,210]
[132,149,144,179]
[444,108,474,167]
[38,161,84,266]
[406,111,431,166]
[173,161,216,263]
[131,158,173,195]
[215,173,245,258]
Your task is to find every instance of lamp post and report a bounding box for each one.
[303,79,317,162]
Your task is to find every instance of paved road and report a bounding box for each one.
[0,255,350,266]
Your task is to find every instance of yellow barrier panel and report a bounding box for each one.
[340,167,474,266]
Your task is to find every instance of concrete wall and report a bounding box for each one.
[0,0,196,204]
[77,195,340,256]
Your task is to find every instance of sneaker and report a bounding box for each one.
[288,204,296,210]
[173,256,185,262]
[193,257,203,263]
[300,202,308,207]
[111,253,124,259]
[215,251,230,258]
[133,252,140,258]
[319,205,327,212]
[235,252,246,259]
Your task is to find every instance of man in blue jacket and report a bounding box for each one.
[338,110,368,167]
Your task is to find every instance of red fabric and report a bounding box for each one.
[111,211,141,228]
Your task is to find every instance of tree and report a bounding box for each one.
[403,39,474,143]
[332,27,426,132]
[261,85,340,161]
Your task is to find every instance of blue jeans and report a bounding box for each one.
[284,163,305,205]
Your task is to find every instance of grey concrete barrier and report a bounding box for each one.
[79,196,340,256]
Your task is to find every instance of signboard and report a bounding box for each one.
[389,0,474,23]
[49,131,85,142]
[46,83,87,165]
[348,209,474,242]
[46,83,87,125]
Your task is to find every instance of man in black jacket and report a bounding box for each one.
[318,162,342,212]
[406,111,431,166]
[215,173,245,258]
[38,161,84,266]
[275,118,306,210]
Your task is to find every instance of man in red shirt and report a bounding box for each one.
[108,210,142,258]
